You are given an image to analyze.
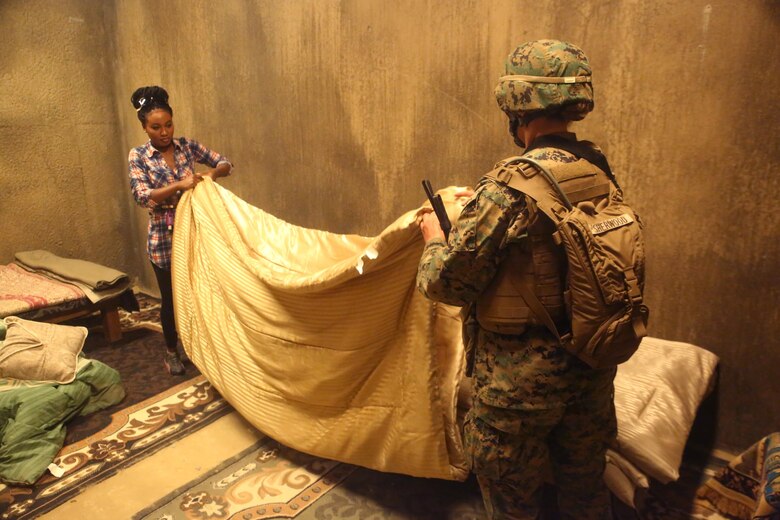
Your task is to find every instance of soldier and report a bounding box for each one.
[417,40,617,519]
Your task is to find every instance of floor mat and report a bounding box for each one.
[0,293,232,520]
[135,447,733,520]
[0,375,229,520]
[135,437,486,520]
[118,292,162,334]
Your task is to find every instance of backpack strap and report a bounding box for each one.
[624,267,649,338]
[486,145,613,218]
[507,270,570,343]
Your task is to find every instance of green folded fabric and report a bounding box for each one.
[15,250,128,290]
[0,319,5,341]
[0,358,124,485]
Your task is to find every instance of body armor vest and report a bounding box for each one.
[476,151,612,335]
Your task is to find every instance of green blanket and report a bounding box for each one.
[0,358,125,485]
[15,250,129,291]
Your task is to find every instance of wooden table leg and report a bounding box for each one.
[101,307,122,343]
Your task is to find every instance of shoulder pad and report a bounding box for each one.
[520,148,605,183]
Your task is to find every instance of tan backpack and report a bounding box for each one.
[493,143,649,368]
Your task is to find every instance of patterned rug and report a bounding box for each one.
[134,438,486,520]
[0,293,232,520]
[134,445,732,520]
[118,291,163,334]
[633,456,733,520]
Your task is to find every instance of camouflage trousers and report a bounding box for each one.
[463,332,617,519]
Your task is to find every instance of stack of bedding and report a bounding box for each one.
[0,250,136,319]
[0,317,125,484]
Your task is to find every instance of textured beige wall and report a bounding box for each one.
[0,0,136,275]
[1,0,778,452]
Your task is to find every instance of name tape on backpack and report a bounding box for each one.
[591,214,634,235]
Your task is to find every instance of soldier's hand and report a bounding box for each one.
[454,187,475,200]
[419,211,446,243]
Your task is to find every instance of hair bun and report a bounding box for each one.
[130,85,169,109]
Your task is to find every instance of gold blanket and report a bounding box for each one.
[172,179,720,493]
[173,178,468,480]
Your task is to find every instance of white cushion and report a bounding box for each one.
[614,336,719,483]
[0,317,87,384]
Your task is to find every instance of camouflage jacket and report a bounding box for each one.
[416,135,604,412]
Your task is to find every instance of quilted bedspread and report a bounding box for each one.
[173,178,468,480]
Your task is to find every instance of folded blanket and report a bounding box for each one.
[14,263,131,305]
[15,250,128,291]
[605,449,650,508]
[0,263,86,317]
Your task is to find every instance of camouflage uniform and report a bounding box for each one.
[417,40,616,519]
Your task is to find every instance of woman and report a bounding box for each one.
[128,85,233,375]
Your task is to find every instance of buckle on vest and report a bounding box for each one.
[496,167,514,183]
[518,163,537,179]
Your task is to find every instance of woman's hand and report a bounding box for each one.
[205,161,232,180]
[150,173,203,204]
[178,173,203,191]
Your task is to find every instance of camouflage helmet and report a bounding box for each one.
[495,40,594,121]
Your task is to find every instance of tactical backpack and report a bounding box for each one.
[483,138,649,368]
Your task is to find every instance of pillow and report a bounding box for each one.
[0,317,87,384]
[614,336,720,483]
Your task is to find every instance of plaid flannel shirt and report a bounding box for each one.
[128,137,230,270]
